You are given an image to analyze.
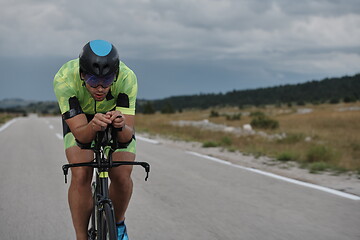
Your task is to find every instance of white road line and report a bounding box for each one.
[0,119,17,132]
[56,133,63,140]
[186,151,360,201]
[136,136,159,144]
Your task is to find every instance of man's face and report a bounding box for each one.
[81,72,111,101]
[85,83,110,101]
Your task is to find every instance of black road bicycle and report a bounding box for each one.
[62,127,150,240]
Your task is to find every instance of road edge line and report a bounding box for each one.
[186,151,360,201]
[136,136,159,144]
[0,118,17,133]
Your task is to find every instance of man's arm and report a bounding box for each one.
[65,113,112,144]
[116,114,135,143]
[106,111,135,143]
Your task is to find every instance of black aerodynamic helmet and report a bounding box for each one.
[79,40,119,77]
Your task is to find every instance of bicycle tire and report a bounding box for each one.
[99,202,117,240]
[88,182,97,240]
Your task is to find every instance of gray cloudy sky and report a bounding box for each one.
[1,0,359,100]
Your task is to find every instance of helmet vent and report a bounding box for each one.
[103,65,110,75]
[93,63,100,75]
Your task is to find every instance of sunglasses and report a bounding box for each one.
[83,73,116,88]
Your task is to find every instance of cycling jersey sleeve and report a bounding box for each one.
[115,70,138,115]
[53,67,78,115]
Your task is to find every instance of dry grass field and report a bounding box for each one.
[1,103,358,174]
[0,113,18,124]
[136,102,360,174]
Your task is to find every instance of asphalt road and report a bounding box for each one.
[0,115,359,240]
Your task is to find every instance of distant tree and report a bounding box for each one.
[41,109,49,114]
[343,96,357,103]
[145,73,360,110]
[329,98,340,104]
[143,102,156,114]
[161,102,175,114]
[297,101,306,106]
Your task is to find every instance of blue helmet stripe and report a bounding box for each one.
[89,40,112,56]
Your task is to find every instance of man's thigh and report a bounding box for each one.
[109,151,136,179]
[65,146,94,183]
[65,146,94,164]
[64,132,94,164]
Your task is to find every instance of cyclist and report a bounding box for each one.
[54,40,137,240]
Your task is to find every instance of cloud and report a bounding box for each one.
[0,0,359,100]
[1,0,359,58]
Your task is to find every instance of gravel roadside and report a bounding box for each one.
[138,133,360,197]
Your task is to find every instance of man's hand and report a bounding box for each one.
[90,113,112,131]
[106,111,126,129]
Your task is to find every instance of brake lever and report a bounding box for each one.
[62,165,69,184]
[142,163,150,181]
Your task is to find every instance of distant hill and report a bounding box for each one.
[137,73,360,112]
[0,98,36,109]
[0,99,59,115]
[2,73,359,114]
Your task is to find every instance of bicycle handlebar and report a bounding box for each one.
[62,129,150,183]
[62,161,150,183]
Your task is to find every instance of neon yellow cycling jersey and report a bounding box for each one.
[54,58,137,117]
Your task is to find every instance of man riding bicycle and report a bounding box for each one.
[54,40,137,240]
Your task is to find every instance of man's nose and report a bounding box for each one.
[96,85,105,91]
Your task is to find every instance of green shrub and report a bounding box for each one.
[250,111,265,118]
[225,113,241,121]
[277,151,298,162]
[220,136,232,146]
[251,115,279,129]
[227,147,237,152]
[305,145,334,163]
[309,162,330,173]
[350,143,360,151]
[277,133,304,144]
[209,110,219,117]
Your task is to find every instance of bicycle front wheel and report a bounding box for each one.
[99,202,117,240]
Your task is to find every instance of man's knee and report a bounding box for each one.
[109,151,135,183]
[110,167,133,186]
[65,146,94,186]
[70,167,93,186]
